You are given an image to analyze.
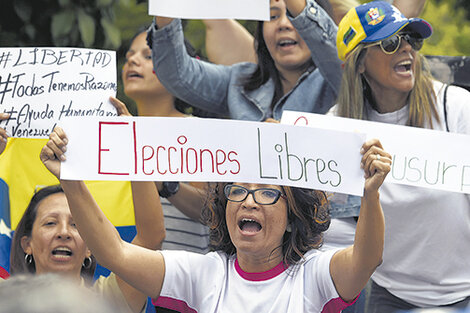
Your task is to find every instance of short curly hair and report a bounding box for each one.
[202,182,330,266]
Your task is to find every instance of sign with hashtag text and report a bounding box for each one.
[0,47,118,138]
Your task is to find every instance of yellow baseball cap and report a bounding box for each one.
[336,0,432,61]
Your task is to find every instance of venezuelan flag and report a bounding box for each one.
[0,138,137,278]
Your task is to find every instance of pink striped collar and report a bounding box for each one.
[234,259,287,281]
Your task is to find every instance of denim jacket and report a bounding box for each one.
[328,193,361,218]
[148,0,342,121]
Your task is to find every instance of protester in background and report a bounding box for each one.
[201,0,424,66]
[334,1,470,312]
[9,181,164,313]
[149,0,342,121]
[0,273,121,313]
[40,124,391,312]
[112,27,210,254]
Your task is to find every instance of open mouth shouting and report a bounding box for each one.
[394,59,413,75]
[238,218,263,235]
[51,246,73,261]
[278,39,297,48]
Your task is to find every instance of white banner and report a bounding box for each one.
[148,0,270,21]
[281,111,470,194]
[0,47,118,138]
[60,116,366,196]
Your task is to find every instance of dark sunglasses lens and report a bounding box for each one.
[408,37,423,51]
[381,35,400,53]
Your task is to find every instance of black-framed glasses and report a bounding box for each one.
[224,184,287,205]
[366,33,424,54]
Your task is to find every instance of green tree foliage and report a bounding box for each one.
[420,0,470,56]
[0,0,128,49]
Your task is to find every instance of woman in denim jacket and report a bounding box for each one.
[147,0,341,121]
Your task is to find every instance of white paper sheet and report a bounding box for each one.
[60,116,366,195]
[282,110,470,194]
[148,0,270,20]
[0,47,117,138]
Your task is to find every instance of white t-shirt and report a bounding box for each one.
[153,249,354,313]
[368,81,470,306]
[320,217,356,251]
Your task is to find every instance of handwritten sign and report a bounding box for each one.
[149,0,270,21]
[60,117,366,196]
[281,111,470,195]
[0,47,118,138]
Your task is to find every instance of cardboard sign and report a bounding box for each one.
[0,47,118,138]
[60,116,366,195]
[282,111,470,194]
[148,0,270,21]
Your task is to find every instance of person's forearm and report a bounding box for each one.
[131,181,166,250]
[286,0,308,17]
[291,0,342,94]
[148,18,231,116]
[60,180,125,269]
[203,19,256,65]
[353,190,384,272]
[154,16,174,28]
[159,182,206,222]
[393,0,426,17]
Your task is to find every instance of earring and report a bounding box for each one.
[24,254,33,265]
[286,223,292,233]
[82,257,92,269]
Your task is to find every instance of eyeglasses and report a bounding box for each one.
[366,33,424,55]
[224,184,287,205]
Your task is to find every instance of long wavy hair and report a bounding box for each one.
[336,43,439,128]
[10,185,97,285]
[202,182,330,266]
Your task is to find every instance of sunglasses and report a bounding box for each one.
[366,33,424,54]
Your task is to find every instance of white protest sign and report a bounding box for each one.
[0,47,118,138]
[281,110,470,194]
[60,116,366,196]
[149,0,269,21]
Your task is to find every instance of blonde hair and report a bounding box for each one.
[337,44,439,128]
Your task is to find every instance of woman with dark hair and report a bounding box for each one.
[39,125,392,312]
[112,27,211,254]
[10,185,96,282]
[147,0,342,121]
[333,1,470,311]
[9,180,165,313]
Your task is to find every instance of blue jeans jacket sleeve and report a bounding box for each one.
[290,0,342,95]
[328,193,361,218]
[148,19,234,117]
[148,0,341,120]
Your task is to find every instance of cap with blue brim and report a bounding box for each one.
[337,0,432,61]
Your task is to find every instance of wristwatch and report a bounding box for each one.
[159,182,180,198]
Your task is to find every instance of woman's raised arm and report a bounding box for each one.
[330,139,391,302]
[40,127,167,300]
